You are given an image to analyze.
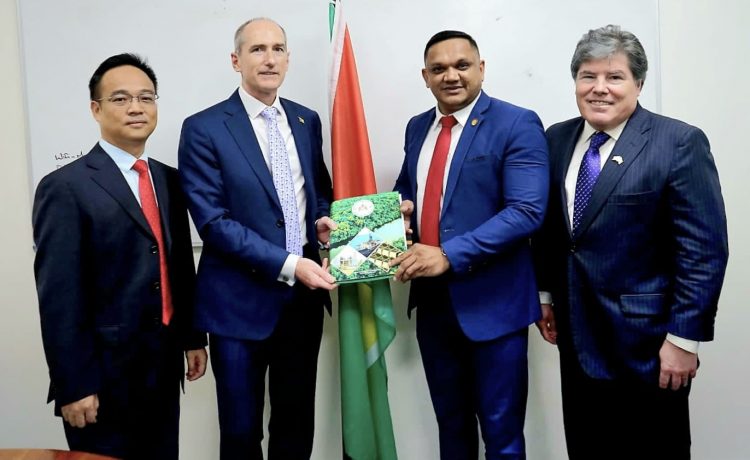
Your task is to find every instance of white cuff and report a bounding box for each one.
[666,333,699,354]
[277,254,299,286]
[539,291,553,305]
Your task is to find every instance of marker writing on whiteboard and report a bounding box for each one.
[54,150,84,168]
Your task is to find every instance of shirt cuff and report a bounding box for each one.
[666,333,699,354]
[278,254,299,286]
[539,291,553,305]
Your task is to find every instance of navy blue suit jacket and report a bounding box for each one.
[178,91,332,340]
[394,92,549,341]
[33,145,206,409]
[534,104,729,382]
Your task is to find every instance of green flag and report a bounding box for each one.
[329,1,398,459]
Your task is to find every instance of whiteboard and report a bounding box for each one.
[19,0,660,246]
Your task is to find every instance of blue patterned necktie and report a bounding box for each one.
[261,106,303,256]
[572,131,610,230]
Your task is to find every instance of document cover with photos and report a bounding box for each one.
[328,192,407,284]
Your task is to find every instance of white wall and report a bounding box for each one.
[1,0,747,458]
[0,0,62,448]
[659,2,750,458]
[16,0,662,247]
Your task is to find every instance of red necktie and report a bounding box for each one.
[132,159,173,325]
[421,115,458,247]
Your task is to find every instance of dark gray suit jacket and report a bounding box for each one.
[33,144,206,409]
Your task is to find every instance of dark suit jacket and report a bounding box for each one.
[178,91,332,341]
[33,144,206,409]
[394,91,549,341]
[534,104,729,382]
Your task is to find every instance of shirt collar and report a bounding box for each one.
[430,91,482,130]
[238,86,285,121]
[581,118,628,143]
[99,139,149,172]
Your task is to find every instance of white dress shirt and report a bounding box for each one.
[564,121,626,228]
[415,93,481,226]
[99,139,155,206]
[238,87,307,285]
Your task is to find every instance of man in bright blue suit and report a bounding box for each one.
[391,30,549,459]
[533,25,728,459]
[178,18,336,460]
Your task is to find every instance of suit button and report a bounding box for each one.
[570,244,576,253]
[276,218,285,228]
[150,245,158,254]
[153,316,161,325]
[153,281,161,291]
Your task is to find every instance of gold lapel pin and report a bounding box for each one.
[471,118,478,126]
[612,155,624,165]
[298,116,305,124]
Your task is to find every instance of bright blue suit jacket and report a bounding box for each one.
[394,91,549,341]
[534,104,729,382]
[178,91,332,340]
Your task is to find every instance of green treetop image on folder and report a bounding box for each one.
[328,191,407,284]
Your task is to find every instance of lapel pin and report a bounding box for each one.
[471,118,478,126]
[298,116,305,124]
[612,155,623,165]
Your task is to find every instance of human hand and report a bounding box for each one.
[400,200,414,241]
[295,257,337,290]
[390,243,449,282]
[61,394,99,428]
[186,348,208,381]
[535,303,557,345]
[658,339,698,390]
[316,216,337,247]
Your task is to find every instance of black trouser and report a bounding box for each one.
[210,286,324,460]
[64,324,182,460]
[560,350,691,460]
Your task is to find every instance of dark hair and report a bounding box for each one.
[423,30,480,61]
[88,53,158,100]
[570,25,648,87]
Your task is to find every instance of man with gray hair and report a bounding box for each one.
[533,25,728,458]
[178,18,335,459]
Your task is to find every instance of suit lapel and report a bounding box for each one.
[87,145,153,238]
[279,98,313,189]
[574,105,650,236]
[406,110,435,233]
[148,159,173,251]
[442,92,490,214]
[281,98,314,210]
[223,91,281,210]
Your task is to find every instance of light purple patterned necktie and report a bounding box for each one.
[573,131,610,230]
[261,106,303,256]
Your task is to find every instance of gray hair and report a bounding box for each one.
[234,18,287,53]
[570,25,648,87]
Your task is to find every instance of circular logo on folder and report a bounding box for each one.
[351,199,374,217]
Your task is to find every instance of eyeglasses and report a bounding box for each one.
[94,93,159,106]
